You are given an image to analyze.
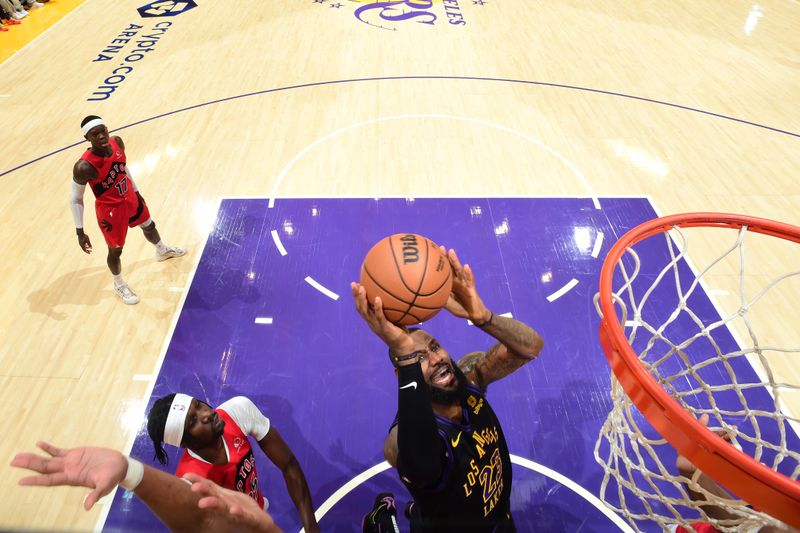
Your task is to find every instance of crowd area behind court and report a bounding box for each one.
[0,0,47,32]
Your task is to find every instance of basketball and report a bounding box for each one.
[360,234,453,325]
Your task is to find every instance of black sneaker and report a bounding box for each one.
[362,492,399,533]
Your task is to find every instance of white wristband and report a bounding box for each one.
[120,457,144,491]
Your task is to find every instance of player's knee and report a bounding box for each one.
[141,219,155,232]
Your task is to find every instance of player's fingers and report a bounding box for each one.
[463,264,475,284]
[698,413,710,427]
[18,471,70,487]
[197,496,227,511]
[447,248,463,271]
[37,441,63,458]
[13,454,62,476]
[84,488,103,510]
[373,296,385,319]
[351,286,369,316]
[186,474,221,498]
[183,472,204,484]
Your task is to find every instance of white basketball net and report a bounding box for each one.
[593,223,800,532]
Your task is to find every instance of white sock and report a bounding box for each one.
[155,241,167,254]
[113,274,126,287]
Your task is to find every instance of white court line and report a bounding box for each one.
[303,456,633,533]
[509,456,635,533]
[468,311,513,325]
[255,317,274,325]
[546,278,579,302]
[592,231,605,258]
[269,114,600,209]
[271,229,288,256]
[304,461,392,530]
[305,276,339,300]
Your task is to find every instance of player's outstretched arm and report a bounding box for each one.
[259,428,319,533]
[352,283,447,488]
[185,474,283,533]
[441,247,544,389]
[11,441,280,533]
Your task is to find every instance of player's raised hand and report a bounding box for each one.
[351,282,415,355]
[441,247,491,324]
[11,441,127,510]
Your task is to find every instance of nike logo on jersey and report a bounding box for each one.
[451,431,463,448]
[399,381,417,390]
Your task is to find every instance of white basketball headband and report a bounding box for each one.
[163,393,193,447]
[81,118,106,136]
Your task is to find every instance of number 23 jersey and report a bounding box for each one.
[398,383,514,532]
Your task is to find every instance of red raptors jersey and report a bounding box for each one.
[80,138,131,204]
[175,409,265,508]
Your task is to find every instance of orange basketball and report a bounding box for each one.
[360,234,453,325]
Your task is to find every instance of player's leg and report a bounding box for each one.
[98,203,139,305]
[139,220,185,261]
[129,195,185,261]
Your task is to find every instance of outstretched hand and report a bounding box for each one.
[441,247,491,324]
[351,282,415,355]
[184,473,283,533]
[11,441,127,510]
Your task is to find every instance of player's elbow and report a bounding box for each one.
[519,335,544,361]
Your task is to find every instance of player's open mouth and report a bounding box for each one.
[431,365,453,386]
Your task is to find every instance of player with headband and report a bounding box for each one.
[70,115,185,304]
[147,393,320,533]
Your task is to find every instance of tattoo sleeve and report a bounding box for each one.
[465,315,544,388]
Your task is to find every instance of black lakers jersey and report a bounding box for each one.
[395,383,515,532]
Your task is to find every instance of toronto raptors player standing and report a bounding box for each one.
[70,115,185,304]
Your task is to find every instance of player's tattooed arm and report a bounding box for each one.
[462,315,544,390]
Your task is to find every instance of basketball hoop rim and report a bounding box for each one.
[598,212,800,529]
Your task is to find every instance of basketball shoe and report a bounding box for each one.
[114,283,140,305]
[361,492,399,533]
[156,245,186,262]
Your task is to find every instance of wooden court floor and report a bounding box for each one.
[1,1,798,531]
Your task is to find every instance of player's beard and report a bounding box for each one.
[429,364,468,406]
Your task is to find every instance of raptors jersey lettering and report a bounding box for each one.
[398,384,514,532]
[175,409,265,508]
[80,138,131,203]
